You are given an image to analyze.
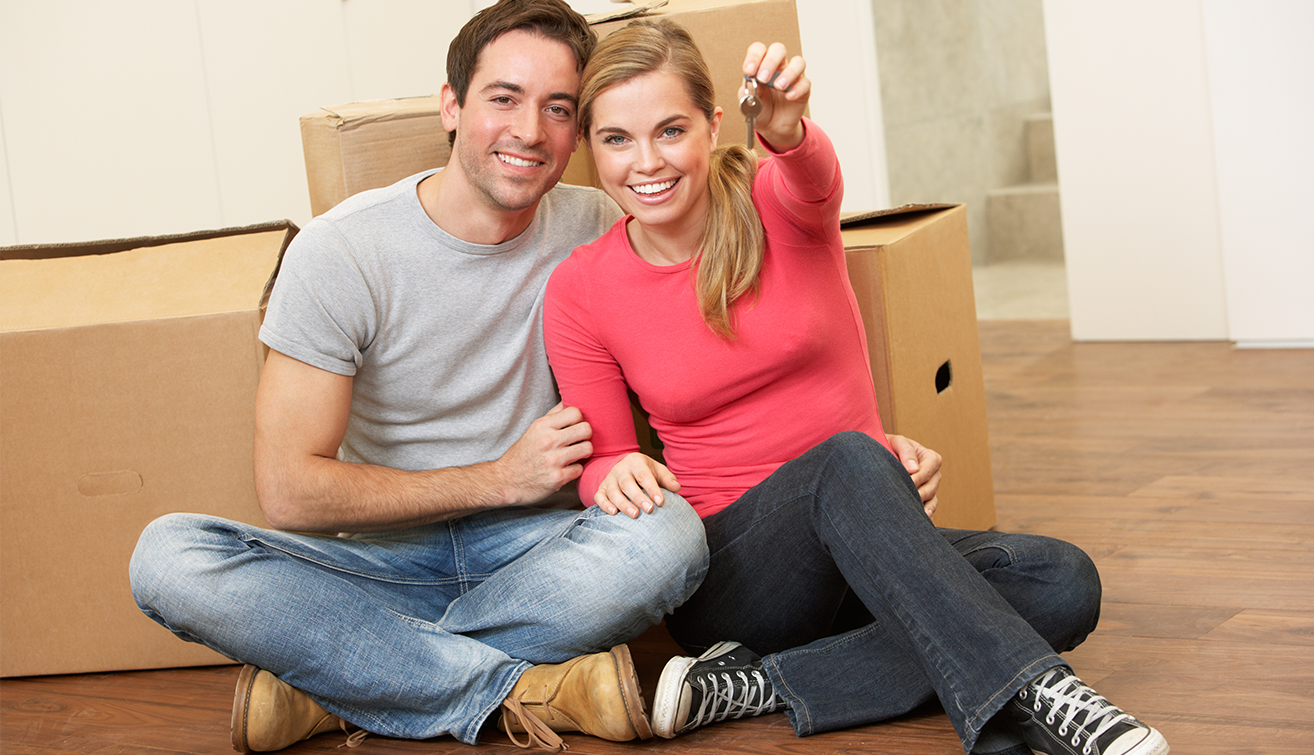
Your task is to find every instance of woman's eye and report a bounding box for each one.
[662,127,685,138]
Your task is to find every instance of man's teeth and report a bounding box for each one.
[633,180,677,195]
[499,153,538,167]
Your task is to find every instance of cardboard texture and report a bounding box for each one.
[300,0,801,215]
[842,205,996,530]
[0,222,293,677]
[301,96,453,217]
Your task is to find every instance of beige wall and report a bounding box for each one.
[871,0,1051,263]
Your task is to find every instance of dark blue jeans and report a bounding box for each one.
[666,432,1101,753]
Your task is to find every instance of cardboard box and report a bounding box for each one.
[301,96,453,217]
[0,222,293,677]
[300,0,801,214]
[842,205,996,530]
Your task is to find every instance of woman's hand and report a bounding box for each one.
[887,434,942,520]
[741,41,811,152]
[595,453,681,519]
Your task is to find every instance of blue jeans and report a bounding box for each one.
[130,500,708,744]
[665,432,1101,754]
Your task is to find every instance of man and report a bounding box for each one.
[129,2,708,752]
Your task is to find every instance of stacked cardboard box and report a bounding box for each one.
[0,222,293,677]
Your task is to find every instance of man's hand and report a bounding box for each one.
[494,402,593,505]
[888,434,942,519]
[595,453,680,519]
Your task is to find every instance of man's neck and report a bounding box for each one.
[416,170,540,246]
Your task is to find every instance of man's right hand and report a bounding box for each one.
[493,402,593,505]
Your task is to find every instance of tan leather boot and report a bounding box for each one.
[231,664,366,752]
[499,645,653,751]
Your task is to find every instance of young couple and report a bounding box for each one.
[130,1,1167,754]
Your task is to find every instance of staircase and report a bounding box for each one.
[985,113,1064,262]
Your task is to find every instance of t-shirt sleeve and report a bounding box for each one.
[259,219,376,376]
[543,250,639,506]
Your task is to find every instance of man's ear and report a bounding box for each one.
[440,82,461,132]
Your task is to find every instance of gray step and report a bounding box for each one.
[986,181,1064,263]
[1025,112,1057,182]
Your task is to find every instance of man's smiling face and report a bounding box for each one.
[442,29,582,215]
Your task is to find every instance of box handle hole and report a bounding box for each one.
[935,360,953,394]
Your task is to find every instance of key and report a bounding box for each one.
[739,76,762,149]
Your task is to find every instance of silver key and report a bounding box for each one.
[739,76,762,149]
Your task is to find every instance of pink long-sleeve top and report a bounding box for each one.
[544,119,890,519]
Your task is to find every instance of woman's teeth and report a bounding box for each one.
[632,179,677,195]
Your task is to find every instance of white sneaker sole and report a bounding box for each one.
[650,641,742,739]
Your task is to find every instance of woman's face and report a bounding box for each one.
[587,69,722,243]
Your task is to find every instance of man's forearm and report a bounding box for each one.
[255,454,514,533]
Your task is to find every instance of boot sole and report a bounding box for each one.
[651,641,741,739]
[231,663,259,754]
[609,645,654,740]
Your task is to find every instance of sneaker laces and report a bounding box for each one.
[500,695,569,753]
[687,668,784,731]
[1023,669,1136,755]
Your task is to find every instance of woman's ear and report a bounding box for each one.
[710,106,723,149]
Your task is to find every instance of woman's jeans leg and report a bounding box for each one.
[130,499,707,744]
[666,432,1100,753]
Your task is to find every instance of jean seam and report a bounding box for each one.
[241,533,464,587]
[814,497,980,716]
[763,654,813,735]
[969,654,1065,733]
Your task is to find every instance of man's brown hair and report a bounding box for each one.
[445,0,596,145]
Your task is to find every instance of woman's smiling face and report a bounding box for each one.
[586,68,722,252]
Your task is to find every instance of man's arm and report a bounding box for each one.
[253,350,592,533]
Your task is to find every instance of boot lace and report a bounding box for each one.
[687,669,784,731]
[1020,669,1135,755]
[500,695,569,753]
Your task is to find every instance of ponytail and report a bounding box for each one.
[697,144,765,339]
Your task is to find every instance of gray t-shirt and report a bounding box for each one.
[260,169,621,476]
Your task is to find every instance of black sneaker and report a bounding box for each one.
[1005,667,1169,755]
[651,641,786,738]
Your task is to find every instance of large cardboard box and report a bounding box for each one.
[842,205,996,530]
[0,222,293,677]
[301,96,453,217]
[300,0,801,215]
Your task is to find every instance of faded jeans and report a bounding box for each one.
[130,499,708,744]
[666,432,1101,753]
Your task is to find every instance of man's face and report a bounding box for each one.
[442,29,582,214]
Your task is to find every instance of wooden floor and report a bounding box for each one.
[3,320,1312,754]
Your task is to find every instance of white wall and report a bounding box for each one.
[0,0,886,248]
[1043,0,1313,345]
[0,0,467,247]
[795,0,889,212]
[1201,0,1314,347]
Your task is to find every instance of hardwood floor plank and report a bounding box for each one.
[1202,609,1314,646]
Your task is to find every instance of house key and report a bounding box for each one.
[740,76,762,149]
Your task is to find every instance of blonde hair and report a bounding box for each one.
[579,19,765,338]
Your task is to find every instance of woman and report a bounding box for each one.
[543,19,1168,755]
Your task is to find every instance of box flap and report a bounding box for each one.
[840,203,960,228]
[312,96,444,132]
[0,225,294,332]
